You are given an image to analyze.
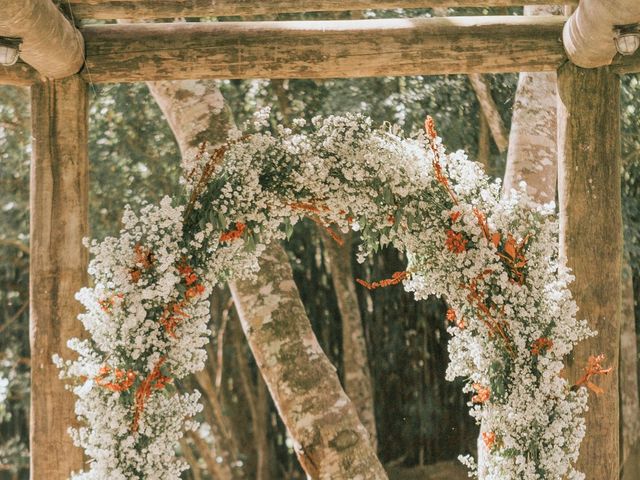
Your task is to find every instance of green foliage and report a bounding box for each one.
[621,75,640,276]
[0,86,31,476]
[87,83,181,240]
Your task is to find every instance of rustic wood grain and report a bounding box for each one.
[0,61,42,86]
[557,62,622,480]
[0,0,84,79]
[30,75,88,479]
[611,52,640,75]
[80,16,566,83]
[65,0,577,19]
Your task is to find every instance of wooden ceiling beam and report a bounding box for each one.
[0,0,84,79]
[80,16,567,83]
[65,0,577,20]
[564,0,640,68]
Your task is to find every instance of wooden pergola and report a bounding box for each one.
[1,1,638,479]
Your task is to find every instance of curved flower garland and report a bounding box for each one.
[56,113,606,479]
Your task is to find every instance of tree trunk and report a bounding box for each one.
[269,79,379,452]
[147,80,233,156]
[149,76,383,478]
[29,75,88,479]
[230,245,388,479]
[148,79,243,479]
[322,233,378,450]
[557,62,621,480]
[476,109,491,171]
[502,6,562,203]
[620,258,639,465]
[468,74,508,154]
[230,317,271,480]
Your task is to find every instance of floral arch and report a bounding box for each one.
[56,114,608,480]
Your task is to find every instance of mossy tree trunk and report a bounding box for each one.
[230,246,388,479]
[322,233,378,450]
[149,77,384,479]
[149,79,244,480]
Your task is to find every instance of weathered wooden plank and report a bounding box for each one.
[30,75,88,479]
[65,0,577,19]
[0,0,84,79]
[611,53,640,75]
[81,16,566,83]
[564,0,640,68]
[0,61,42,86]
[557,63,621,480]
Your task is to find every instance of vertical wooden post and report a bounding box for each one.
[557,62,622,480]
[30,75,88,479]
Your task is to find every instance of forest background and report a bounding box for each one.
[1,6,639,479]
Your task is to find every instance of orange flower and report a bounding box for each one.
[185,283,206,299]
[446,308,457,322]
[99,293,124,313]
[531,337,553,356]
[289,202,329,214]
[424,115,438,140]
[495,233,530,286]
[356,271,408,290]
[95,365,136,392]
[491,232,501,248]
[573,354,613,395]
[132,357,171,432]
[128,245,155,284]
[134,244,155,269]
[446,308,466,329]
[473,208,491,242]
[482,431,496,450]
[219,222,246,243]
[160,301,193,337]
[450,211,461,223]
[178,263,198,285]
[130,269,142,283]
[472,383,491,404]
[425,116,459,205]
[445,229,467,254]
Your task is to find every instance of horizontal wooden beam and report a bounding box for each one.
[564,0,640,68]
[0,61,42,86]
[81,16,567,83]
[0,0,84,79]
[612,52,640,74]
[65,0,578,19]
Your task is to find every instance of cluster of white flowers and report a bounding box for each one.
[59,113,598,479]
